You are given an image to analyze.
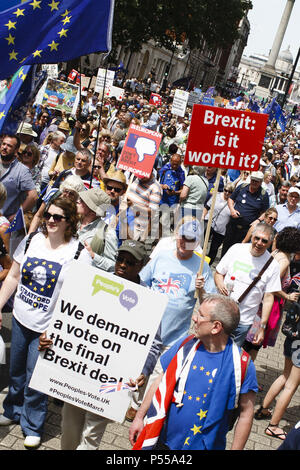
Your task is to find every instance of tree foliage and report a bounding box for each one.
[111,0,252,57]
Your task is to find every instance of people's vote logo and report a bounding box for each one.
[21,257,62,297]
[126,133,157,163]
[92,275,138,311]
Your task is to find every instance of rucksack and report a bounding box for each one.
[281,298,300,340]
[228,348,251,431]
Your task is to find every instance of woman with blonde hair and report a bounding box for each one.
[242,207,278,245]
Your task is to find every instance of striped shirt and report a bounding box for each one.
[127,177,162,210]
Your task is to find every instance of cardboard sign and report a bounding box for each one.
[149,93,162,107]
[117,124,162,178]
[95,68,115,93]
[68,69,78,82]
[187,90,202,107]
[42,64,58,79]
[104,85,124,101]
[29,261,167,423]
[41,78,79,114]
[184,104,268,171]
[171,89,189,117]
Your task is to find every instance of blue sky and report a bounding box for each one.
[244,0,299,62]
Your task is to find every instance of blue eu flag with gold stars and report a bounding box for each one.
[0,0,115,80]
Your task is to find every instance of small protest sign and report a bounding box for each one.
[30,262,167,423]
[171,89,189,117]
[95,68,115,93]
[42,64,58,79]
[117,124,162,178]
[104,85,124,101]
[149,93,162,107]
[184,104,268,171]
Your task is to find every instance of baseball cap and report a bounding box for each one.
[288,187,300,197]
[250,171,264,181]
[293,155,299,160]
[118,240,147,262]
[178,219,202,242]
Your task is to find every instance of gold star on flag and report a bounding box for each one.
[30,0,41,9]
[0,112,6,120]
[48,40,59,51]
[13,8,25,17]
[206,371,210,376]
[200,366,204,371]
[5,20,17,30]
[190,424,202,435]
[19,57,28,64]
[42,261,47,265]
[40,288,44,292]
[27,262,32,266]
[20,73,27,81]
[62,15,71,25]
[184,437,190,446]
[5,34,15,45]
[51,270,56,275]
[33,50,42,57]
[197,409,208,420]
[47,284,51,289]
[61,9,70,17]
[196,396,200,401]
[58,28,68,38]
[188,395,192,400]
[48,0,60,11]
[193,365,197,370]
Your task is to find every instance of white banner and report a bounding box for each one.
[95,68,115,93]
[30,261,167,423]
[171,89,189,117]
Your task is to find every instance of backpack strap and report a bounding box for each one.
[240,348,251,384]
[74,241,85,260]
[24,232,36,254]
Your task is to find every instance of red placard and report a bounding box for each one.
[184,105,268,171]
[149,93,162,107]
[117,124,162,178]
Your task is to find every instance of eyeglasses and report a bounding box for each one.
[115,254,137,267]
[253,236,269,244]
[22,150,33,156]
[44,212,67,222]
[267,216,277,221]
[106,184,123,193]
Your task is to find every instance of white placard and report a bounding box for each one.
[30,261,167,423]
[104,85,125,101]
[42,64,58,79]
[171,89,189,117]
[187,90,202,107]
[95,68,115,93]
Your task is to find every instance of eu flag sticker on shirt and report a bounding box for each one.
[21,257,62,298]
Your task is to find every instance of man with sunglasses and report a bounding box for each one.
[215,223,281,347]
[102,168,135,246]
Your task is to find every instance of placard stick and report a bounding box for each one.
[194,167,222,299]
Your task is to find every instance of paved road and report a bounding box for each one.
[1,308,299,451]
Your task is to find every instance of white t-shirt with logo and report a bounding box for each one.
[216,243,281,325]
[13,233,92,332]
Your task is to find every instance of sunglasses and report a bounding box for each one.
[22,150,33,156]
[224,189,233,193]
[115,254,137,267]
[106,184,123,193]
[253,236,269,244]
[44,211,67,222]
[267,216,277,221]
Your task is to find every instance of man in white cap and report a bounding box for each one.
[139,217,216,384]
[290,154,300,179]
[274,186,300,232]
[221,171,270,257]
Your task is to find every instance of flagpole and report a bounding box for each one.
[89,55,110,188]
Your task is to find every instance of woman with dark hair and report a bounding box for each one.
[244,227,300,361]
[19,144,42,192]
[0,198,91,449]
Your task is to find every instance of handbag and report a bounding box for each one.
[281,299,300,340]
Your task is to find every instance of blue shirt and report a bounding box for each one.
[140,249,216,346]
[159,163,185,206]
[0,158,36,218]
[230,184,270,225]
[274,203,300,232]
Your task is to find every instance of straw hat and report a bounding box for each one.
[58,121,70,132]
[16,122,37,137]
[103,167,127,190]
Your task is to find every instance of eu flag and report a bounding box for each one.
[0,0,115,80]
[5,207,25,233]
[0,64,37,134]
[274,103,287,132]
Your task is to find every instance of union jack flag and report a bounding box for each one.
[282,273,300,289]
[132,335,200,450]
[99,382,133,395]
[157,277,181,295]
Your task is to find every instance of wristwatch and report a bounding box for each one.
[260,323,267,330]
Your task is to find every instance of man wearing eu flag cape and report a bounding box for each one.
[0,0,115,80]
[130,294,258,451]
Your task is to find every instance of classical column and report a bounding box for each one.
[264,0,295,73]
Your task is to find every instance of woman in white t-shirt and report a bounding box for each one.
[0,198,91,449]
